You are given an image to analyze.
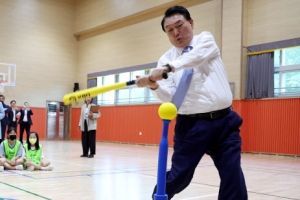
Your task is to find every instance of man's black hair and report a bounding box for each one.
[161,6,191,32]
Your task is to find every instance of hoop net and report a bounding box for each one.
[0,81,7,93]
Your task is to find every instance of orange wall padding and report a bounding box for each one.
[237,99,300,156]
[22,107,47,139]
[71,105,176,145]
[71,99,300,156]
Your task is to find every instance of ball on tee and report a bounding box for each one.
[158,102,177,120]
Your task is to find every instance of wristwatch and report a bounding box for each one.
[165,64,172,72]
[162,64,172,79]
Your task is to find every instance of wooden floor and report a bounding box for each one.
[0,140,299,200]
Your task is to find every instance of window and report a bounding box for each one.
[97,69,159,105]
[274,46,300,97]
[97,75,116,105]
[116,72,130,104]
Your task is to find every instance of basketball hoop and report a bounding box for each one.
[0,81,7,93]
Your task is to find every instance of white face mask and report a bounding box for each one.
[29,138,37,145]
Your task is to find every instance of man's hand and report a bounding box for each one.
[148,66,171,82]
[135,75,158,90]
[136,65,172,89]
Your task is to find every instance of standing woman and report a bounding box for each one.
[78,98,100,158]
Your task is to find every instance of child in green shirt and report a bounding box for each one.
[24,131,53,171]
[0,127,24,171]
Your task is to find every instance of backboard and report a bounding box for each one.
[0,63,17,87]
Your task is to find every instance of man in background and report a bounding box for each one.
[0,95,9,144]
[18,102,33,144]
[7,100,20,129]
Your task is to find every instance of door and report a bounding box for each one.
[46,101,70,140]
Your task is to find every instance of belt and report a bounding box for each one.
[178,106,232,120]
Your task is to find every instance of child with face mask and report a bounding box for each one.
[24,131,53,171]
[0,127,24,171]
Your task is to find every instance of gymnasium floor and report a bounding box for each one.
[0,141,299,200]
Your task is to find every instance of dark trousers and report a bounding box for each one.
[153,111,247,200]
[82,120,96,155]
[0,123,7,144]
[19,122,31,144]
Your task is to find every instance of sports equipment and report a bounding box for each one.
[155,102,177,200]
[158,102,177,120]
[63,80,135,105]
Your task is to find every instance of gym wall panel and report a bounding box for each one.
[70,99,300,156]
[75,0,173,33]
[245,0,300,46]
[71,104,176,145]
[0,0,77,107]
[222,0,243,99]
[241,98,300,156]
[29,107,47,139]
[71,107,81,140]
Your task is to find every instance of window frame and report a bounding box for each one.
[274,47,300,97]
[97,70,159,106]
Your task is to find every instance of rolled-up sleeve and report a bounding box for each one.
[170,32,220,72]
[151,61,177,103]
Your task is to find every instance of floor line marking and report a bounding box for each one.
[0,181,51,200]
[5,170,36,179]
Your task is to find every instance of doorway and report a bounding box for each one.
[46,101,70,140]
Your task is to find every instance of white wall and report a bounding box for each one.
[0,0,77,107]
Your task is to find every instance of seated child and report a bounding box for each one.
[24,131,53,171]
[0,127,24,171]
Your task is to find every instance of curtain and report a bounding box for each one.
[245,53,274,99]
[87,78,97,104]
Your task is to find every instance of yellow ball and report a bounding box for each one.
[158,102,177,120]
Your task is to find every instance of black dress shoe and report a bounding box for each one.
[80,154,88,157]
[88,154,94,158]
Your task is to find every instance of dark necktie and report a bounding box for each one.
[171,46,193,109]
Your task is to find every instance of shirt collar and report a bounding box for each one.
[175,36,195,55]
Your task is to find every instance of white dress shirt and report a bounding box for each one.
[13,110,16,121]
[23,109,28,122]
[152,31,232,114]
[84,107,90,119]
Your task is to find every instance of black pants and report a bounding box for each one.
[0,123,7,144]
[20,122,31,144]
[152,111,247,200]
[82,120,96,155]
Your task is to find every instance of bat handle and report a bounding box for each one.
[162,70,168,79]
[126,80,136,86]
